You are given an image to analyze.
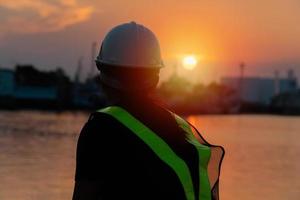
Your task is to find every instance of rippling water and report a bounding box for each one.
[0,111,299,200]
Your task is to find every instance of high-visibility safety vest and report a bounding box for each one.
[97,106,224,200]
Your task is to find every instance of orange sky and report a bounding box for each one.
[0,0,299,83]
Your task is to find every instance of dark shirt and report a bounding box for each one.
[75,98,201,200]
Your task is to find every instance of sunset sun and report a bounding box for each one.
[182,55,198,70]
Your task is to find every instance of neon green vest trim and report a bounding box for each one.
[173,114,212,200]
[97,106,211,200]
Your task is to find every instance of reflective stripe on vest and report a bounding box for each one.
[173,114,212,200]
[97,106,211,200]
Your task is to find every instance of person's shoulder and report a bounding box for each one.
[75,111,127,182]
[87,111,115,125]
[78,110,128,140]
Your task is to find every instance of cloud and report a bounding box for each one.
[0,0,93,36]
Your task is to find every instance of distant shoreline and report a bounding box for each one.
[1,107,299,116]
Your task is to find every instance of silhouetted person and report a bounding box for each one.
[72,22,224,200]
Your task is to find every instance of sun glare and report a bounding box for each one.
[182,55,198,70]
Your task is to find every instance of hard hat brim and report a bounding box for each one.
[95,60,164,70]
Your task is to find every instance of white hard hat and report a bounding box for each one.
[96,21,164,68]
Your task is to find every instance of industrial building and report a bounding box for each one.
[221,70,298,105]
[0,65,105,109]
[0,68,15,97]
[0,66,70,108]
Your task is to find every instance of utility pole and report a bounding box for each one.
[75,57,83,83]
[88,42,97,80]
[239,62,245,103]
[173,62,178,77]
[274,70,280,96]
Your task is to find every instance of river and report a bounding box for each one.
[0,111,299,200]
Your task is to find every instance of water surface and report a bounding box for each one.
[0,111,299,199]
